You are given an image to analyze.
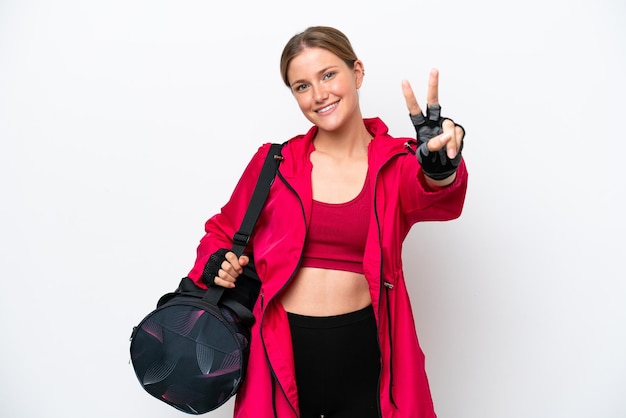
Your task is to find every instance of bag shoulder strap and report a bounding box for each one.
[231,142,284,257]
[204,142,284,306]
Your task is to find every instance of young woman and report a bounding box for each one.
[187,26,468,418]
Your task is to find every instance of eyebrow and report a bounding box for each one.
[290,65,340,88]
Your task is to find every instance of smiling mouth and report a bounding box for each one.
[316,102,338,113]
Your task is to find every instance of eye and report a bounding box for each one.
[322,71,336,81]
[294,83,309,92]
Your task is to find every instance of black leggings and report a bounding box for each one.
[287,305,381,418]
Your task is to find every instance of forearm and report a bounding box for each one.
[424,171,457,189]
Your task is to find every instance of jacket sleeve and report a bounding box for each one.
[186,142,273,288]
[398,151,469,226]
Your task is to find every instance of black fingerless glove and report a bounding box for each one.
[202,248,229,286]
[411,104,464,181]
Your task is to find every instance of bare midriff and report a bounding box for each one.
[279,267,372,316]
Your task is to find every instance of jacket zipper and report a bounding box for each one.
[259,169,307,418]
[374,150,409,413]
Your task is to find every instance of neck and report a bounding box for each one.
[313,119,372,158]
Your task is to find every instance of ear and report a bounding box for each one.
[353,59,365,89]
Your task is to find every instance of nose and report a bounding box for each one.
[312,84,328,103]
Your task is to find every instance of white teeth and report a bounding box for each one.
[317,103,336,113]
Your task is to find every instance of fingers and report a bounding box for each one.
[407,68,462,158]
[403,68,440,117]
[401,79,423,116]
[213,252,249,288]
[427,119,464,158]
[455,124,465,142]
[427,68,439,106]
[441,119,458,158]
[408,68,463,160]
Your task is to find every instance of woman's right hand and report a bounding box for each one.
[202,249,250,288]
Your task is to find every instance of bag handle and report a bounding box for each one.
[203,143,284,306]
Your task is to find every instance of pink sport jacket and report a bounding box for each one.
[188,117,468,418]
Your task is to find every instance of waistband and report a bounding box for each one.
[286,305,374,329]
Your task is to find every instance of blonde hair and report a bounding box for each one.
[279,26,359,87]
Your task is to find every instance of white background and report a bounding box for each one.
[1,1,625,417]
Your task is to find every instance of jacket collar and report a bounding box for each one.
[279,117,410,178]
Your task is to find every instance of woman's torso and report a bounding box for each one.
[280,146,372,316]
[280,267,372,315]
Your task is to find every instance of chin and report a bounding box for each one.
[314,115,346,131]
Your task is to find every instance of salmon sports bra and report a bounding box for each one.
[301,176,371,274]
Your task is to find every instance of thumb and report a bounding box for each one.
[427,132,452,152]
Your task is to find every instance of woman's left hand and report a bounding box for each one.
[401,68,464,184]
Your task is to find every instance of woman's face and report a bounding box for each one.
[286,47,364,132]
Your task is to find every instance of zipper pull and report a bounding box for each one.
[384,281,394,290]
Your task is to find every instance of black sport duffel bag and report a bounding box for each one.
[129,269,259,414]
